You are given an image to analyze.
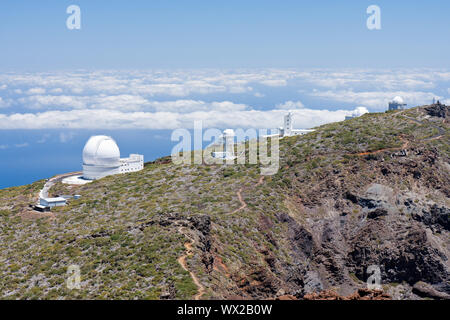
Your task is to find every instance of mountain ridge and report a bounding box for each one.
[0,103,448,300]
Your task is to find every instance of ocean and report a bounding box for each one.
[0,130,174,189]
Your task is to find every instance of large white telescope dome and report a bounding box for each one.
[392,96,404,104]
[83,135,120,166]
[82,136,121,180]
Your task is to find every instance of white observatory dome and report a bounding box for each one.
[83,135,120,166]
[82,136,121,180]
[393,96,404,104]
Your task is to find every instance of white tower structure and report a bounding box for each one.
[284,113,293,136]
[223,129,236,159]
[211,129,237,160]
[269,112,314,138]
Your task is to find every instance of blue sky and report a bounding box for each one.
[0,1,449,188]
[1,0,450,70]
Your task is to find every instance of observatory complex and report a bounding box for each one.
[211,129,237,160]
[82,135,144,180]
[62,135,144,184]
[388,96,407,111]
[37,135,143,211]
[278,112,315,137]
[209,112,316,160]
[263,112,315,139]
[279,112,314,137]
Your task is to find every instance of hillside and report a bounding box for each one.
[0,104,448,300]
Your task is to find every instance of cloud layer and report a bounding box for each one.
[0,108,355,130]
[0,68,448,130]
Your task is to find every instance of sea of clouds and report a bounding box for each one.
[0,68,449,130]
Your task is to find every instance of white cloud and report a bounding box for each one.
[26,87,46,95]
[228,86,253,94]
[130,82,228,97]
[309,90,438,110]
[276,100,304,110]
[16,94,250,113]
[91,95,149,111]
[0,107,354,130]
[1,68,446,103]
[19,95,87,109]
[348,106,369,117]
[0,144,8,149]
[59,132,76,143]
[19,94,152,111]
[145,100,248,113]
[51,88,63,93]
[14,143,29,148]
[0,68,448,130]
[259,79,287,87]
[0,70,295,98]
[0,97,12,108]
[71,87,84,94]
[294,69,437,90]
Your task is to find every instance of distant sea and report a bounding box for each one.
[0,130,174,189]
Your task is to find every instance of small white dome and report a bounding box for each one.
[83,135,120,166]
[352,107,369,117]
[393,96,404,104]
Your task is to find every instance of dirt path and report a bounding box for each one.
[355,113,446,157]
[231,187,247,214]
[355,137,409,156]
[177,228,206,300]
[403,115,445,141]
[228,176,264,215]
[175,176,266,299]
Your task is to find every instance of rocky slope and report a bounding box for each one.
[0,104,448,300]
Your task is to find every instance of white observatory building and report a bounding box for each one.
[278,112,315,137]
[82,135,144,180]
[388,96,407,111]
[211,129,236,160]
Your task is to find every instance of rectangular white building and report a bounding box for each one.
[39,197,67,208]
[120,154,144,173]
